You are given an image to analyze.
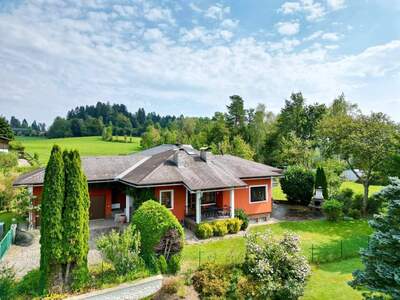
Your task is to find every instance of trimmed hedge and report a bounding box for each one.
[132,200,184,263]
[195,218,243,239]
[234,209,249,230]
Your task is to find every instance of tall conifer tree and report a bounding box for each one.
[39,145,65,291]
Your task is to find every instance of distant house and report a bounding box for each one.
[341,169,363,182]
[0,136,10,153]
[13,144,282,228]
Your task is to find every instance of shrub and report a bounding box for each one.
[226,218,242,234]
[8,141,24,152]
[322,199,343,221]
[167,254,182,275]
[192,263,232,298]
[0,265,16,300]
[0,152,18,174]
[96,224,144,275]
[132,200,184,264]
[161,277,180,295]
[243,231,310,299]
[158,255,168,274]
[280,165,315,205]
[348,208,361,219]
[195,223,213,239]
[212,220,228,236]
[16,269,41,297]
[335,188,354,215]
[234,209,249,230]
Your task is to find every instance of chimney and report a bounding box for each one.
[200,147,210,162]
[173,149,184,168]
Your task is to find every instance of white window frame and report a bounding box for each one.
[249,184,268,204]
[160,189,174,210]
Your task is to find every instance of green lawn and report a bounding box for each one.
[273,181,384,201]
[16,136,141,165]
[302,258,363,300]
[182,219,370,299]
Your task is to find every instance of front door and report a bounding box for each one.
[90,195,106,219]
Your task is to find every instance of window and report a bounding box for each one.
[249,185,267,203]
[160,190,174,209]
[201,192,216,206]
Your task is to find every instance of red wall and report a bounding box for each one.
[154,185,186,221]
[234,178,272,216]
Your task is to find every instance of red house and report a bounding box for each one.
[13,144,282,228]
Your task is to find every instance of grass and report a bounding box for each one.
[16,136,141,165]
[273,181,384,201]
[182,219,371,270]
[182,219,369,299]
[301,258,363,300]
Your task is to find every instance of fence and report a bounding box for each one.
[195,236,369,268]
[0,229,12,259]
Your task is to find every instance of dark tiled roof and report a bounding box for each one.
[14,144,282,191]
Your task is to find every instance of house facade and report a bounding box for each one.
[0,136,10,153]
[14,144,282,227]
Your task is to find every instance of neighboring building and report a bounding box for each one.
[341,169,363,182]
[0,136,10,153]
[13,144,282,228]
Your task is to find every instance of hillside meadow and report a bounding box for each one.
[16,136,141,165]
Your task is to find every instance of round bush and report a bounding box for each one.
[158,255,168,274]
[132,200,184,262]
[196,223,213,239]
[226,218,243,234]
[322,199,343,221]
[280,165,315,205]
[212,221,228,236]
[234,209,249,230]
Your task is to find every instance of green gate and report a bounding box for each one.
[0,229,12,259]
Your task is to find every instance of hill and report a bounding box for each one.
[16,136,141,165]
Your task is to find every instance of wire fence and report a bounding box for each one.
[195,236,369,268]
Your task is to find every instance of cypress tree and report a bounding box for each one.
[315,166,328,199]
[62,150,90,287]
[39,145,65,292]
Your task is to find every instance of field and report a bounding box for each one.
[182,219,370,299]
[273,180,383,201]
[16,136,141,165]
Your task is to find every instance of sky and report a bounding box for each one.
[0,0,400,125]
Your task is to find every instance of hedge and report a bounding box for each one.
[195,218,243,239]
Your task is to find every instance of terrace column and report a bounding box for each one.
[230,189,235,218]
[125,194,133,222]
[196,191,202,224]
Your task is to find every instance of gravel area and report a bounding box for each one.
[0,229,103,278]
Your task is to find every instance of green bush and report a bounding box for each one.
[212,220,228,236]
[196,223,213,239]
[226,218,242,234]
[158,255,168,274]
[0,265,16,300]
[96,224,144,275]
[280,165,315,205]
[335,188,354,215]
[315,166,328,199]
[132,200,184,264]
[0,152,18,174]
[16,269,41,297]
[192,263,232,298]
[167,254,181,275]
[234,209,249,230]
[322,199,343,221]
[348,208,361,219]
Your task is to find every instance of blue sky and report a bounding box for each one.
[1,0,400,124]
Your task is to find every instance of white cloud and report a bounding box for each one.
[221,18,239,29]
[144,7,175,24]
[276,21,300,36]
[304,30,323,41]
[205,4,230,20]
[189,3,202,13]
[279,0,326,21]
[326,0,346,10]
[1,0,400,125]
[322,32,341,41]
